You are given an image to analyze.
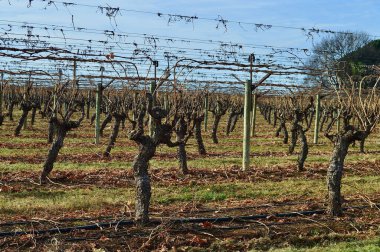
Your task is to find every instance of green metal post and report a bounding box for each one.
[242,80,252,171]
[313,94,320,144]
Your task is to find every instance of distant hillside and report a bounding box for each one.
[344,39,380,65]
[340,39,380,78]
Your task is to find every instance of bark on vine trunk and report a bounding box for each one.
[14,105,31,136]
[288,127,297,154]
[31,106,37,126]
[86,101,91,120]
[326,126,368,216]
[226,113,234,136]
[229,114,240,133]
[177,141,188,174]
[103,115,122,157]
[47,118,55,143]
[194,116,206,155]
[40,126,67,184]
[283,125,289,144]
[297,127,308,171]
[8,102,14,121]
[175,119,188,174]
[359,138,366,153]
[211,116,221,144]
[288,111,302,154]
[90,113,96,125]
[133,138,156,223]
[100,113,112,137]
[326,136,349,216]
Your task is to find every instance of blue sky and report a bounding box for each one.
[0,0,379,86]
[2,0,378,47]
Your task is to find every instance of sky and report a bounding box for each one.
[1,0,377,44]
[0,0,379,88]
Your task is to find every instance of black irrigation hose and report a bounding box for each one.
[0,200,324,228]
[63,220,313,242]
[0,216,122,227]
[0,204,378,238]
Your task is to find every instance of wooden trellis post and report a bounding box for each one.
[242,80,252,171]
[313,94,320,144]
[95,66,104,144]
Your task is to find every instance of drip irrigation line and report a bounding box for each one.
[0,200,323,228]
[0,204,377,238]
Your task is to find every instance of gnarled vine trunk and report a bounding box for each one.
[8,102,15,121]
[175,118,188,174]
[103,114,123,157]
[297,127,308,171]
[326,127,368,216]
[40,126,67,184]
[326,135,350,216]
[47,117,55,143]
[31,106,37,126]
[14,104,32,136]
[211,115,221,144]
[133,137,156,223]
[194,116,206,155]
[100,113,112,137]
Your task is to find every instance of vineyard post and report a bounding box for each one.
[250,93,257,137]
[95,66,104,144]
[242,80,252,171]
[313,94,320,144]
[204,93,209,132]
[149,60,158,136]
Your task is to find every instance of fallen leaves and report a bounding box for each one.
[191,235,208,245]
